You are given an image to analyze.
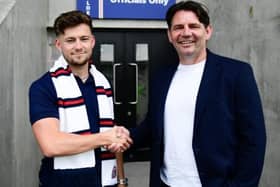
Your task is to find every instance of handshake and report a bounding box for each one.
[101,126,133,153]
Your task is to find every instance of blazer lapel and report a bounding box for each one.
[159,65,178,103]
[156,64,178,138]
[194,51,221,133]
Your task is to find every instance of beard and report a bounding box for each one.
[62,52,91,67]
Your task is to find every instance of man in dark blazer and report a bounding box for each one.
[130,1,266,187]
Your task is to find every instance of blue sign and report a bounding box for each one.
[77,0,98,18]
[77,0,175,20]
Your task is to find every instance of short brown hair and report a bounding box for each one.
[54,10,93,36]
[166,1,210,29]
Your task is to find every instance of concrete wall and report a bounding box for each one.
[0,1,16,186]
[0,0,48,186]
[203,0,280,186]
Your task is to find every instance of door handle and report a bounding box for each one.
[128,63,138,105]
[113,63,122,105]
[113,63,138,105]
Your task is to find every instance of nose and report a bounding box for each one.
[74,39,83,49]
[182,26,191,36]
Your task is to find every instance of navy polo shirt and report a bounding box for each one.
[29,72,102,187]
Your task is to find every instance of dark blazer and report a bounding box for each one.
[131,50,266,187]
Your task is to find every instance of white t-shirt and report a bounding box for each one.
[160,60,205,187]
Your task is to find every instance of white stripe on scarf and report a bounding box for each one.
[50,56,117,186]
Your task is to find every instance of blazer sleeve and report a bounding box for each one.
[230,63,266,186]
[130,116,152,148]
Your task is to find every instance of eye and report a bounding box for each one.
[189,23,201,29]
[65,38,75,44]
[80,36,90,42]
[172,25,184,31]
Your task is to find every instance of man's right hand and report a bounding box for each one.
[102,126,133,153]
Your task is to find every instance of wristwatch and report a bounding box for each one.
[118,178,128,185]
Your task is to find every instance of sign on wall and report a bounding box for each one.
[77,0,175,20]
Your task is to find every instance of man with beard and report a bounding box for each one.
[29,10,132,187]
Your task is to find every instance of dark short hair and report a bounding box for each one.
[166,1,210,29]
[54,10,93,36]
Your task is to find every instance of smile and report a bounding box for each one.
[72,53,86,56]
[179,40,194,44]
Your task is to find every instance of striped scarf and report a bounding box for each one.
[49,55,117,186]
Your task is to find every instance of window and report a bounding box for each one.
[135,43,149,62]
[100,44,114,62]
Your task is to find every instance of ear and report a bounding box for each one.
[91,34,96,49]
[55,38,62,52]
[205,25,213,40]
[167,29,172,43]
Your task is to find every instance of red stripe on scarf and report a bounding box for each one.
[57,97,85,107]
[51,66,71,77]
[96,87,106,94]
[105,89,112,96]
[100,152,116,159]
[96,87,112,97]
[100,119,114,126]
